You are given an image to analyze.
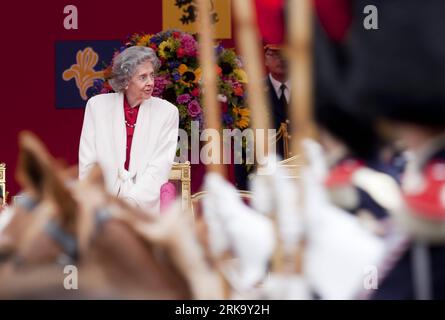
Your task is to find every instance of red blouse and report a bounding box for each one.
[123,97,140,170]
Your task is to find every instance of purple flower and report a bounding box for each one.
[150,36,162,45]
[168,61,180,69]
[187,100,202,118]
[172,72,181,81]
[177,93,191,104]
[223,113,234,125]
[197,113,204,131]
[215,44,224,55]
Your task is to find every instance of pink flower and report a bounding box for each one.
[153,74,172,97]
[177,93,191,104]
[180,33,197,57]
[187,100,202,118]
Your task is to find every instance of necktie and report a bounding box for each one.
[279,83,287,108]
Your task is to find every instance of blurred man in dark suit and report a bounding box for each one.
[264,44,290,159]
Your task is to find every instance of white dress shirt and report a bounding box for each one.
[269,73,291,102]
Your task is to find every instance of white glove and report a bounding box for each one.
[203,172,276,290]
[251,154,304,255]
[300,140,386,299]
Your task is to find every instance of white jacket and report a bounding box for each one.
[79,92,179,214]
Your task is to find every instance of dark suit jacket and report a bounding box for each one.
[265,77,288,131]
[371,244,445,300]
[371,149,445,300]
[265,77,289,158]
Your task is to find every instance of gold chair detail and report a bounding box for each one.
[190,156,301,217]
[167,161,192,213]
[269,121,291,159]
[191,189,253,218]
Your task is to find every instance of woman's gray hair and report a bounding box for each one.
[109,46,161,92]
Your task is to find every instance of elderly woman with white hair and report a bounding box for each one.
[79,46,179,214]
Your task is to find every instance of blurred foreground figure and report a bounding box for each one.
[203,150,386,300]
[349,0,445,299]
[313,3,405,237]
[314,90,398,236]
[0,132,222,300]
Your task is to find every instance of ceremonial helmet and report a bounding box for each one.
[350,0,445,128]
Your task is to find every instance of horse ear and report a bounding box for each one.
[16,131,53,197]
[86,164,106,189]
[16,131,78,223]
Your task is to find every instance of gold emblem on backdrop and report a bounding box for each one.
[62,47,105,100]
[162,0,232,39]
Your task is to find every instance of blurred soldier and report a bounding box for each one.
[348,0,445,299]
[313,1,400,235]
[313,95,399,234]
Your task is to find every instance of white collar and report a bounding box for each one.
[268,74,291,100]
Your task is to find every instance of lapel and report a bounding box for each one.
[265,78,287,126]
[267,78,281,102]
[112,92,126,169]
[129,97,153,173]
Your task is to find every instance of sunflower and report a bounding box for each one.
[234,69,248,83]
[238,107,250,117]
[236,118,250,129]
[233,106,250,129]
[193,68,202,82]
[158,39,176,59]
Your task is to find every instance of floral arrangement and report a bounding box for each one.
[92,29,250,137]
